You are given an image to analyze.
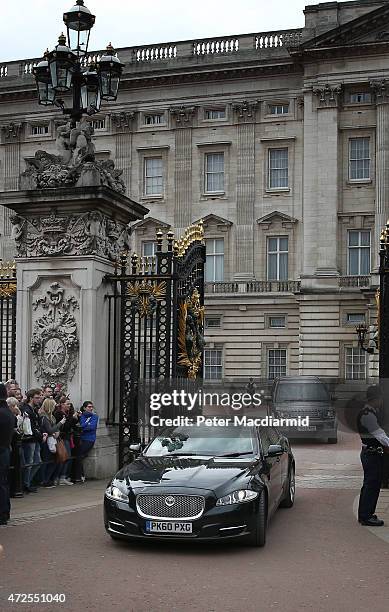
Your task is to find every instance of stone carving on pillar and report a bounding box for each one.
[312,83,342,107]
[10,211,131,260]
[111,111,136,132]
[370,80,389,103]
[20,120,126,193]
[0,122,23,143]
[233,100,259,122]
[31,282,79,385]
[169,105,196,127]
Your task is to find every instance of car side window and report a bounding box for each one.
[259,429,272,455]
[268,427,280,445]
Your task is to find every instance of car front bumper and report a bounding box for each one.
[104,495,260,543]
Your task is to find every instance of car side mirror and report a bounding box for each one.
[129,443,141,453]
[266,444,283,457]
[264,395,272,402]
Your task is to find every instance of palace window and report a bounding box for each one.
[349,92,371,104]
[269,104,289,115]
[144,157,163,196]
[91,118,106,131]
[205,153,224,193]
[267,237,288,281]
[205,316,221,328]
[204,108,226,120]
[31,124,49,135]
[345,347,366,380]
[204,346,223,380]
[268,148,288,189]
[348,230,370,275]
[349,137,370,181]
[269,315,286,329]
[144,113,165,125]
[268,348,287,379]
[346,313,365,324]
[205,238,224,282]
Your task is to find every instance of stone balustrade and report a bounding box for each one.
[205,280,301,294]
[0,28,302,80]
[339,275,371,288]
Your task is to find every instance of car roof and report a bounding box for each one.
[275,376,324,383]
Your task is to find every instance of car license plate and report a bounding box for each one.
[145,521,193,534]
[297,426,316,431]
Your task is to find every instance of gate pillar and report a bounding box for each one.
[0,186,147,477]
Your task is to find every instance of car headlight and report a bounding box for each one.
[216,490,258,506]
[105,480,129,503]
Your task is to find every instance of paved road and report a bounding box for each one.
[1,432,389,612]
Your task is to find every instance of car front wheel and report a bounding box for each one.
[280,463,295,508]
[247,491,267,547]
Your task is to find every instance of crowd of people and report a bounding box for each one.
[0,380,99,526]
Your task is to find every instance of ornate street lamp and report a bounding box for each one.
[98,43,124,102]
[63,0,95,57]
[33,1,124,127]
[356,323,378,354]
[32,54,56,106]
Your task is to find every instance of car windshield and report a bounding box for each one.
[144,425,255,457]
[275,382,329,402]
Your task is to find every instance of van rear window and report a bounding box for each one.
[275,382,329,402]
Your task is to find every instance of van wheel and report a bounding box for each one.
[328,436,338,444]
[247,491,267,547]
[280,464,295,508]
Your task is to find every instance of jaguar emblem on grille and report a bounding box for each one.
[165,496,175,507]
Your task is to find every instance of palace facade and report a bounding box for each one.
[1,0,389,382]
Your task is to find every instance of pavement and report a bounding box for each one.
[7,480,106,525]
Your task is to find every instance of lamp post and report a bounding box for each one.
[32,0,124,128]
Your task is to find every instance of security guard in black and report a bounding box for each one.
[357,385,389,526]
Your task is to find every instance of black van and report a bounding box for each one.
[269,376,338,444]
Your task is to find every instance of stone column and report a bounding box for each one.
[111,111,135,198]
[370,80,389,270]
[0,123,23,259]
[0,186,147,477]
[233,101,257,280]
[313,84,341,277]
[170,106,196,234]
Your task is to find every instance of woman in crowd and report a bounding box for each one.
[38,399,66,488]
[72,401,99,483]
[53,397,77,486]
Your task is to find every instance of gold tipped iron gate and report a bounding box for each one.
[105,223,206,467]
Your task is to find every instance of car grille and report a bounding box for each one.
[136,494,205,520]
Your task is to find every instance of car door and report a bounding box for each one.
[259,428,282,515]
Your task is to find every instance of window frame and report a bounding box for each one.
[267,236,289,281]
[348,137,371,182]
[205,237,225,283]
[143,156,164,197]
[267,147,289,190]
[205,316,222,329]
[344,346,367,380]
[268,315,287,329]
[267,348,287,380]
[204,152,225,194]
[203,345,223,380]
[203,107,227,121]
[347,229,371,276]
[269,103,289,116]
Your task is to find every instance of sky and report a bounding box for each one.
[0,0,354,63]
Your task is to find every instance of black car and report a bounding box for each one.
[104,424,295,547]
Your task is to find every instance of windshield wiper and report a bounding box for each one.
[215,452,255,458]
[164,452,200,456]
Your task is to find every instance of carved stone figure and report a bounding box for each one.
[20,120,126,194]
[31,282,79,385]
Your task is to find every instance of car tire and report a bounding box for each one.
[280,463,295,509]
[327,436,338,444]
[247,491,267,547]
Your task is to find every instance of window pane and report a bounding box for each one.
[349,249,359,275]
[345,347,366,380]
[205,239,224,282]
[349,138,370,180]
[268,253,277,281]
[279,253,288,280]
[268,349,287,379]
[360,249,370,275]
[268,238,278,252]
[142,241,156,257]
[279,237,288,252]
[348,231,359,247]
[360,231,370,247]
